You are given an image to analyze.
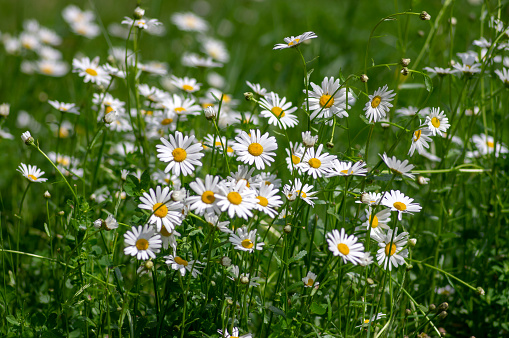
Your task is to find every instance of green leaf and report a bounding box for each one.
[288,250,307,264]
[310,302,327,315]
[6,315,20,326]
[140,170,151,191]
[124,174,140,197]
[44,223,51,238]
[268,305,286,318]
[424,74,433,92]
[272,251,283,267]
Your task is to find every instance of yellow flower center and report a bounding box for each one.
[306,278,314,287]
[431,117,441,128]
[241,238,253,249]
[486,141,494,148]
[257,196,269,207]
[172,148,187,162]
[161,118,174,125]
[41,65,53,74]
[215,141,222,147]
[319,94,334,108]
[153,202,168,218]
[174,256,188,266]
[288,38,300,46]
[248,143,263,156]
[393,202,407,211]
[28,174,38,181]
[201,191,215,204]
[227,146,234,153]
[175,107,186,114]
[227,191,242,205]
[160,226,172,237]
[136,238,149,250]
[385,243,397,256]
[337,243,350,255]
[371,96,382,108]
[271,107,285,118]
[369,215,379,228]
[296,190,307,198]
[414,130,422,142]
[182,84,194,91]
[202,103,213,108]
[308,158,321,168]
[85,68,98,76]
[364,319,370,324]
[291,155,301,165]
[341,169,349,174]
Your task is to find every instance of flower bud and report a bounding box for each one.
[58,211,65,216]
[21,131,34,145]
[226,298,233,305]
[438,302,449,312]
[409,238,417,247]
[144,260,154,270]
[420,11,431,21]
[367,278,374,285]
[0,103,10,118]
[417,176,429,185]
[93,219,103,229]
[240,276,250,284]
[429,304,436,312]
[438,311,448,320]
[360,74,369,83]
[283,225,291,233]
[302,131,318,147]
[134,7,145,19]
[406,264,413,271]
[244,92,254,101]
[44,191,51,199]
[401,58,411,67]
[405,309,412,316]
[220,256,232,267]
[204,106,216,120]
[476,287,485,296]
[326,141,334,149]
[103,110,118,124]
[401,67,409,76]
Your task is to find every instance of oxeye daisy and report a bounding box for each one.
[423,66,454,77]
[165,253,203,277]
[171,12,208,33]
[202,134,234,157]
[302,271,318,288]
[187,175,223,216]
[161,94,201,117]
[302,131,318,147]
[182,53,223,68]
[380,153,415,179]
[246,81,268,97]
[356,192,383,206]
[138,186,183,232]
[204,213,232,234]
[156,131,205,176]
[124,224,162,261]
[356,313,386,329]
[362,208,391,233]
[17,163,48,183]
[170,76,201,93]
[159,226,180,251]
[425,108,450,136]
[326,228,365,265]
[259,92,299,129]
[283,178,318,206]
[307,76,356,124]
[48,100,80,115]
[72,56,111,86]
[273,31,317,50]
[229,226,264,253]
[372,227,409,271]
[326,159,368,177]
[471,133,508,156]
[216,180,258,220]
[253,183,283,218]
[231,129,278,170]
[217,327,252,338]
[201,37,230,62]
[285,141,305,172]
[252,172,282,189]
[226,165,256,190]
[381,190,422,221]
[408,127,433,156]
[363,85,396,123]
[121,17,162,30]
[495,68,509,87]
[298,144,337,179]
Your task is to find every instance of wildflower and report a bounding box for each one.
[253,183,283,218]
[171,12,208,32]
[182,53,222,68]
[259,92,299,129]
[363,85,396,123]
[326,228,365,265]
[356,313,386,328]
[283,178,318,206]
[103,110,118,124]
[301,131,318,147]
[373,227,409,271]
[425,108,450,136]
[246,81,267,97]
[124,224,162,261]
[156,131,205,176]
[359,252,374,266]
[298,144,337,179]
[217,327,252,338]
[420,11,431,20]
[220,256,232,267]
[205,213,232,234]
[380,153,416,179]
[453,52,482,75]
[204,106,216,120]
[165,253,203,277]
[231,129,278,170]
[201,37,229,62]
[121,17,162,30]
[21,131,34,145]
[72,57,111,86]
[226,165,256,189]
[285,141,305,172]
[48,100,80,115]
[417,176,430,185]
[495,68,509,87]
[229,226,264,253]
[362,208,391,232]
[423,67,454,77]
[138,186,183,232]
[360,74,369,82]
[382,190,422,221]
[161,94,201,117]
[302,271,318,288]
[17,163,47,183]
[216,180,258,220]
[357,192,382,206]
[471,133,508,156]
[326,160,368,177]
[0,103,10,117]
[273,31,317,50]
[436,285,455,296]
[408,127,433,156]
[187,175,223,216]
[170,76,201,93]
[159,227,180,251]
[307,77,355,124]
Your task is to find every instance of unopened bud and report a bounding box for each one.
[420,11,431,21]
[401,67,409,76]
[58,211,65,216]
[438,311,448,320]
[44,191,51,199]
[417,176,429,185]
[240,276,250,284]
[429,304,436,312]
[21,131,34,146]
[283,225,291,233]
[103,110,118,124]
[244,92,254,101]
[326,141,334,149]
[134,7,145,19]
[93,219,103,229]
[144,260,154,270]
[405,309,412,316]
[401,58,411,67]
[0,103,10,118]
[226,298,233,305]
[438,302,449,312]
[204,106,216,120]
[367,278,374,285]
[409,238,417,247]
[476,286,485,296]
[406,264,413,271]
[418,30,425,37]
[360,74,369,83]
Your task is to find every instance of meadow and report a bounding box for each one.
[0,0,508,337]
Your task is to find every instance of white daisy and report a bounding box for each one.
[202,134,235,157]
[33,59,69,77]
[171,12,208,32]
[307,76,355,124]
[356,192,382,206]
[495,68,509,86]
[216,180,258,220]
[138,186,183,232]
[124,224,162,261]
[302,271,318,288]
[161,94,201,117]
[170,76,201,93]
[373,227,409,271]
[181,53,222,68]
[359,252,374,266]
[70,21,100,39]
[471,133,508,156]
[17,163,47,183]
[425,107,450,136]
[356,313,386,328]
[246,81,267,97]
[165,253,203,277]
[253,183,283,218]
[48,100,80,115]
[121,17,162,30]
[363,85,396,123]
[408,127,433,156]
[229,226,264,253]
[423,67,454,77]
[226,165,256,190]
[362,208,391,232]
[380,153,415,179]
[273,31,317,50]
[283,178,318,206]
[217,327,252,338]
[302,131,318,147]
[259,92,299,129]
[326,228,365,265]
[252,172,282,189]
[201,37,229,62]
[452,52,482,75]
[231,129,278,170]
[204,213,232,234]
[326,160,368,177]
[156,131,205,176]
[285,142,305,172]
[381,190,422,221]
[72,56,111,86]
[298,144,337,179]
[187,175,223,216]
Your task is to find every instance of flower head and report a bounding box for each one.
[307,76,355,124]
[372,227,409,271]
[231,129,278,170]
[363,85,396,123]
[382,190,422,221]
[156,131,205,176]
[326,228,365,265]
[17,163,47,182]
[138,186,183,232]
[425,108,450,136]
[229,226,264,253]
[273,31,317,50]
[259,92,299,129]
[124,224,162,261]
[380,153,415,179]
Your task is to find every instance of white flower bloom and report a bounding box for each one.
[381,190,422,221]
[229,226,264,253]
[363,85,396,123]
[302,271,318,288]
[283,178,318,206]
[307,76,355,124]
[372,227,409,271]
[48,100,79,115]
[216,180,258,220]
[72,57,111,86]
[259,92,299,129]
[273,31,317,50]
[301,131,318,147]
[165,254,203,277]
[326,160,368,177]
[326,228,365,265]
[380,153,415,179]
[425,107,450,136]
[124,225,162,261]
[156,131,205,176]
[171,12,208,32]
[298,144,337,179]
[246,81,267,96]
[187,175,223,216]
[231,129,278,170]
[17,163,47,183]
[253,183,283,218]
[408,127,433,156]
[138,186,183,232]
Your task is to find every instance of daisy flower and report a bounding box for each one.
[356,313,386,328]
[204,213,232,234]
[231,129,278,170]
[436,285,455,296]
[217,327,252,338]
[124,225,162,261]
[138,186,183,232]
[161,94,201,117]
[453,52,482,75]
[307,76,355,124]
[326,228,365,265]
[373,227,409,271]
[360,252,374,266]
[201,37,229,62]
[302,131,318,147]
[495,68,509,86]
[408,127,433,156]
[253,183,283,218]
[165,253,203,277]
[156,131,205,176]
[252,172,282,189]
[229,226,264,253]
[273,31,317,50]
[380,153,415,179]
[283,178,318,206]
[17,163,47,183]
[187,175,223,216]
[471,133,508,156]
[121,17,161,30]
[171,12,208,32]
[381,190,422,221]
[425,107,450,136]
[226,165,256,190]
[298,144,337,179]
[356,192,382,206]
[302,271,318,288]
[423,67,454,77]
[363,85,396,123]
[326,160,368,177]
[202,134,234,157]
[33,59,69,77]
[362,208,391,232]
[181,53,222,68]
[246,81,267,97]
[48,100,80,115]
[259,92,299,129]
[216,180,258,220]
[285,142,305,172]
[170,76,201,93]
[72,56,111,86]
